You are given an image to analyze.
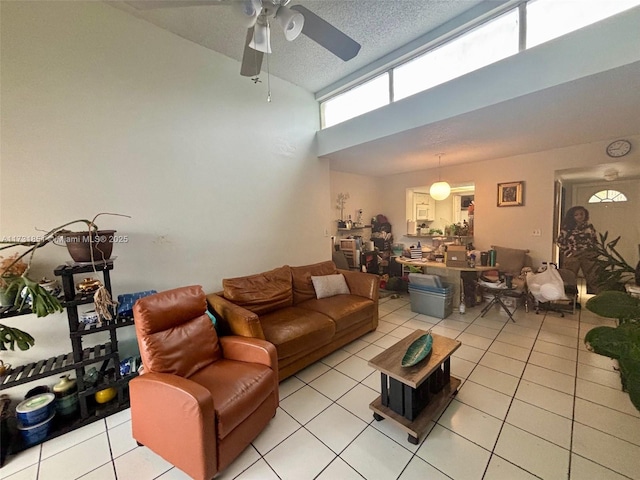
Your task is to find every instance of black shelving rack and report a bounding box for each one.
[0,260,137,459]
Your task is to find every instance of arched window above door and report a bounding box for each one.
[588,189,628,203]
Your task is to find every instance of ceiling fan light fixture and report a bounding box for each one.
[277,5,304,41]
[249,22,271,54]
[237,0,263,27]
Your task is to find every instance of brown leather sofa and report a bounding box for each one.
[130,285,278,480]
[207,260,379,381]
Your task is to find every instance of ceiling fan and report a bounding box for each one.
[126,0,362,78]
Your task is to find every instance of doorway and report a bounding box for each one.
[556,176,639,270]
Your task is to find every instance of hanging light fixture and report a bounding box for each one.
[429,154,451,201]
[249,21,271,53]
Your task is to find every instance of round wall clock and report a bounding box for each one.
[606,139,631,158]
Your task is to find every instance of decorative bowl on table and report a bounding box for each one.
[402,332,433,367]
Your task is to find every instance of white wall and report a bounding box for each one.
[0,1,328,391]
[379,134,640,268]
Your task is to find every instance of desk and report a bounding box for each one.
[368,330,461,444]
[396,257,497,306]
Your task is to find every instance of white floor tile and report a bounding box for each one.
[528,350,576,376]
[214,445,261,480]
[456,380,512,420]
[355,343,386,361]
[533,339,577,361]
[573,397,640,446]
[488,340,531,362]
[577,348,618,370]
[39,433,112,480]
[334,355,375,382]
[467,364,520,397]
[342,338,369,353]
[501,323,539,339]
[336,383,379,422]
[456,332,493,350]
[105,408,131,429]
[450,356,476,379]
[251,408,300,455]
[320,348,351,367]
[575,378,640,418]
[417,424,491,480]
[453,344,485,363]
[464,323,500,339]
[570,453,631,480]
[438,400,503,450]
[279,385,332,425]
[309,369,357,401]
[1,464,38,480]
[294,361,330,383]
[576,363,622,390]
[0,445,41,478]
[277,375,305,399]
[41,419,106,460]
[341,426,412,480]
[572,423,640,479]
[479,351,526,377]
[522,364,575,395]
[506,399,572,449]
[514,380,574,418]
[397,455,451,480]
[264,428,335,480]
[373,334,403,349]
[306,403,367,453]
[495,331,535,350]
[388,325,415,339]
[108,420,138,458]
[494,424,570,480]
[315,457,363,480]
[537,330,577,348]
[361,371,381,391]
[78,463,117,479]
[376,320,397,334]
[233,458,279,480]
[484,455,540,479]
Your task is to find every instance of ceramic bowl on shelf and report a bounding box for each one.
[16,393,55,426]
[17,411,55,446]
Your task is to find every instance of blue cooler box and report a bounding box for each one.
[408,282,454,319]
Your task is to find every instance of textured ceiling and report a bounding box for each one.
[107,1,640,180]
[109,0,483,93]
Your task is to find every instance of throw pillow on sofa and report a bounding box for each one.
[311,274,350,299]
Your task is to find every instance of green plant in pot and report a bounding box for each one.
[0,213,128,351]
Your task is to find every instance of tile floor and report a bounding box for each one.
[2,285,640,480]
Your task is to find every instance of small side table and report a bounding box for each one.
[480,285,526,322]
[368,330,461,444]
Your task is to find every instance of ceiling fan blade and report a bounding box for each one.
[240,28,263,77]
[289,5,361,61]
[126,1,231,10]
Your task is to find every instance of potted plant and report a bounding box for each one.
[0,213,128,351]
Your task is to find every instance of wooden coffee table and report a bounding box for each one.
[368,329,461,444]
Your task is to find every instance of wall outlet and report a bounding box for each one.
[324,228,330,237]
[532,229,541,236]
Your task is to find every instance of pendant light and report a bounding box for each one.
[429,154,451,201]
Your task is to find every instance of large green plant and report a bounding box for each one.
[585,291,640,411]
[590,231,636,291]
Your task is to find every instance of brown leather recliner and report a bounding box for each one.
[130,285,279,480]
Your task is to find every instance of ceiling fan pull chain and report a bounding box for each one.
[266,19,272,103]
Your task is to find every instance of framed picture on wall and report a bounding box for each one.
[497,181,524,207]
